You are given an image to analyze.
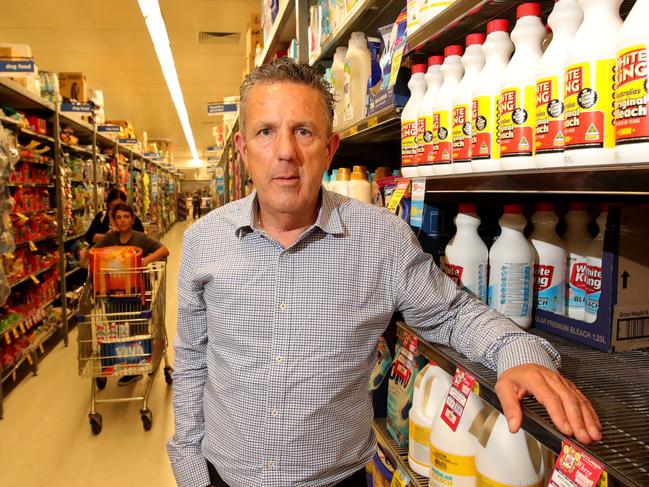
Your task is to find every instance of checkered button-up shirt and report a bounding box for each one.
[167,189,560,487]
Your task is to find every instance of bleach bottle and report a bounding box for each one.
[488,204,535,329]
[585,206,608,323]
[402,64,428,178]
[408,364,453,478]
[471,19,514,173]
[418,56,444,177]
[443,203,488,303]
[563,202,592,319]
[529,203,566,315]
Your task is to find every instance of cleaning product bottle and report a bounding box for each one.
[429,388,485,487]
[402,64,428,178]
[564,0,623,166]
[488,204,534,329]
[443,203,488,302]
[453,33,486,173]
[343,32,371,127]
[615,0,649,163]
[348,165,372,203]
[418,55,444,177]
[408,364,453,478]
[331,46,348,132]
[563,202,592,319]
[475,411,546,487]
[333,167,351,196]
[585,206,608,323]
[499,3,546,170]
[432,45,464,175]
[529,203,566,314]
[535,0,583,168]
[471,19,514,173]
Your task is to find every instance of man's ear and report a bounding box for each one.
[234,131,248,168]
[326,132,340,170]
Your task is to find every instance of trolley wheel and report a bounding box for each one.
[140,409,153,431]
[164,366,174,385]
[95,377,107,390]
[89,413,103,435]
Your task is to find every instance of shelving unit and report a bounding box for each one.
[373,418,427,487]
[259,0,297,65]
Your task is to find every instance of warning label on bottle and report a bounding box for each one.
[472,95,499,160]
[615,45,649,145]
[417,114,435,162]
[536,76,565,154]
[401,119,418,166]
[452,104,472,162]
[499,86,535,157]
[432,110,452,164]
[564,59,615,150]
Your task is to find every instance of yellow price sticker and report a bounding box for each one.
[39,344,45,353]
[387,179,411,214]
[30,274,40,285]
[390,470,408,487]
[473,382,480,396]
[598,471,608,487]
[20,323,26,334]
[16,212,29,222]
[4,333,11,345]
[29,240,38,251]
[349,126,358,136]
[26,355,34,365]
[368,116,379,128]
[389,45,406,87]
[12,327,19,339]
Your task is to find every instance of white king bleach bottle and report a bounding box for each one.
[563,202,593,320]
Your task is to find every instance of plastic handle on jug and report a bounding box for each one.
[421,365,453,417]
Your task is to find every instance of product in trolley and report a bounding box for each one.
[535,0,583,168]
[564,0,623,166]
[615,0,649,163]
[401,63,428,177]
[584,206,608,323]
[417,55,444,175]
[563,202,593,320]
[499,3,545,170]
[472,19,513,173]
[452,33,485,173]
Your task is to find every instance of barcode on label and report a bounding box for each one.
[617,315,649,340]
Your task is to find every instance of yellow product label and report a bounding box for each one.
[499,85,536,157]
[430,446,476,477]
[472,95,499,160]
[536,75,566,153]
[418,114,435,162]
[391,469,409,487]
[401,119,418,166]
[410,421,431,446]
[564,59,616,149]
[477,473,542,487]
[433,109,452,163]
[452,103,472,162]
[615,44,649,144]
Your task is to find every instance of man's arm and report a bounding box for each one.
[392,218,601,443]
[167,228,211,487]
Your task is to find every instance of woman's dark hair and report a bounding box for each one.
[110,202,135,220]
[107,188,128,205]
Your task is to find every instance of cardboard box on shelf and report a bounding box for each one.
[58,72,88,103]
[534,205,649,352]
[0,43,32,60]
[105,119,136,139]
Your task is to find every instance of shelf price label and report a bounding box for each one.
[60,103,93,113]
[0,60,35,76]
[548,440,606,487]
[440,367,478,432]
[207,102,238,116]
[387,179,411,214]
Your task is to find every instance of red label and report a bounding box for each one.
[501,89,517,113]
[565,67,584,97]
[440,368,476,432]
[566,111,605,147]
[391,333,419,386]
[537,80,553,106]
[585,265,602,293]
[534,264,554,291]
[616,48,647,87]
[443,263,464,286]
[433,111,452,164]
[401,120,418,166]
[416,117,426,160]
[499,87,534,156]
[548,440,605,487]
[570,262,590,292]
[452,105,471,162]
[536,78,566,153]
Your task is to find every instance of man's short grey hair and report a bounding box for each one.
[239,58,335,134]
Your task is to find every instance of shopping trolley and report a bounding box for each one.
[76,261,173,435]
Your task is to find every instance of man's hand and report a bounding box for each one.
[495,364,602,444]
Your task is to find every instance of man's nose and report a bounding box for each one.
[276,129,297,162]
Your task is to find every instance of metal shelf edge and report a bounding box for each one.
[373,418,428,487]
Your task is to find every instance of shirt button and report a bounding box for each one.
[275,356,284,365]
[271,408,278,417]
[267,460,274,468]
[279,303,288,310]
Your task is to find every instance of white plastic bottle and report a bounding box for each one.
[402,64,428,178]
[332,167,351,196]
[585,206,608,323]
[348,165,372,203]
[432,45,464,175]
[488,204,534,329]
[499,3,546,170]
[471,19,514,173]
[408,364,453,478]
[535,0,583,167]
[343,32,371,127]
[564,0,623,166]
[443,203,488,303]
[476,411,546,487]
[615,0,649,163]
[417,55,444,177]
[563,202,592,319]
[529,203,566,315]
[331,46,348,132]
[453,33,486,174]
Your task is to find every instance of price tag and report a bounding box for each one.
[389,44,406,88]
[12,327,19,339]
[19,323,26,334]
[16,212,29,222]
[392,333,418,386]
[39,344,45,353]
[387,179,411,213]
[440,367,477,432]
[4,333,11,345]
[390,467,412,487]
[349,126,358,136]
[548,440,605,487]
[26,355,34,365]
[29,240,38,251]
[30,274,40,284]
[368,116,379,128]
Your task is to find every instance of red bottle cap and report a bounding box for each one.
[536,202,554,212]
[444,45,464,57]
[600,203,609,212]
[466,33,486,46]
[487,19,509,34]
[428,55,444,66]
[412,64,427,74]
[458,203,477,213]
[504,204,524,214]
[570,202,587,211]
[517,2,541,19]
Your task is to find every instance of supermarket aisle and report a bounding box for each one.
[0,220,192,487]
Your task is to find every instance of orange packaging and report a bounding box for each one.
[89,246,143,297]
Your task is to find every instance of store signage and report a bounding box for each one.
[0,60,35,76]
[143,152,158,158]
[207,144,222,153]
[207,102,238,115]
[98,124,120,133]
[118,138,138,145]
[207,156,218,163]
[60,103,93,113]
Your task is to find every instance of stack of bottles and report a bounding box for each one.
[400,0,649,175]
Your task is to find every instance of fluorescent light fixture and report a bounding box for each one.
[138,0,198,159]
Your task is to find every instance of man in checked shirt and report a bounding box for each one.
[167,58,601,487]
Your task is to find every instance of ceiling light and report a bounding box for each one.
[138,0,198,160]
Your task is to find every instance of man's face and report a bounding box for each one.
[235,82,340,218]
[114,210,134,232]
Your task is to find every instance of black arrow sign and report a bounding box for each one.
[621,270,630,289]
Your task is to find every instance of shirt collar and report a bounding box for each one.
[234,188,344,238]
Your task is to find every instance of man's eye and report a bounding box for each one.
[258,128,273,137]
[296,128,312,137]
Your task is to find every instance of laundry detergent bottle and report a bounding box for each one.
[408,364,453,477]
[402,63,429,178]
[418,55,444,177]
[564,0,623,166]
[331,46,348,132]
[453,33,486,173]
[499,3,545,170]
[585,206,608,323]
[488,204,535,329]
[535,0,583,167]
[343,32,371,127]
[563,202,593,319]
[471,19,514,173]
